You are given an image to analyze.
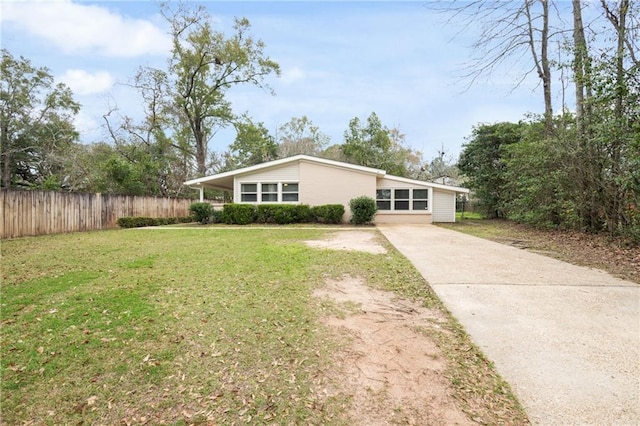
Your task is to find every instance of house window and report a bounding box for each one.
[261,183,278,202]
[376,189,391,210]
[282,183,299,202]
[394,189,410,210]
[376,187,430,211]
[241,183,257,202]
[413,189,428,210]
[240,182,298,203]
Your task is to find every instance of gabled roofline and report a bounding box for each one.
[184,154,386,186]
[381,174,470,193]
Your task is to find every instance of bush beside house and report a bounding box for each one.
[349,196,377,225]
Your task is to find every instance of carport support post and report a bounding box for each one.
[198,185,203,202]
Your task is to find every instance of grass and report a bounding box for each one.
[1,226,527,424]
[441,217,640,284]
[456,211,485,220]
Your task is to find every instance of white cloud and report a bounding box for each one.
[1,0,170,57]
[280,66,306,85]
[59,69,115,95]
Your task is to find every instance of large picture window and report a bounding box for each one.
[376,188,429,211]
[240,182,299,203]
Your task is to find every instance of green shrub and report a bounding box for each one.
[256,204,313,224]
[292,204,313,223]
[256,204,279,224]
[311,204,345,224]
[117,217,156,228]
[223,204,256,225]
[211,209,224,224]
[117,216,191,228]
[189,202,214,224]
[349,196,377,225]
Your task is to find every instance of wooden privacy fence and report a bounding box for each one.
[1,190,194,239]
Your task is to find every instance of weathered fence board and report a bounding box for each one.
[1,190,194,239]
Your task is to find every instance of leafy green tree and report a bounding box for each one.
[501,117,574,227]
[341,112,419,176]
[162,3,280,176]
[100,67,191,197]
[457,122,523,218]
[0,49,80,188]
[277,116,329,157]
[229,115,277,167]
[342,112,390,170]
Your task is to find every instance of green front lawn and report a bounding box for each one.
[1,226,526,424]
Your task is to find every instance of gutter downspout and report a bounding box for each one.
[188,184,204,202]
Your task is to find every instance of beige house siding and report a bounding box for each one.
[376,177,426,189]
[234,163,300,201]
[236,162,300,182]
[299,160,376,222]
[432,189,456,222]
[375,212,433,224]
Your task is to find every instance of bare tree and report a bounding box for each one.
[431,0,559,136]
[277,116,329,158]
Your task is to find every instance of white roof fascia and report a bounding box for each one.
[184,170,236,186]
[184,155,386,186]
[382,174,470,194]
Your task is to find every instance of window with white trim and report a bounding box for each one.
[261,183,278,202]
[394,189,410,210]
[239,182,299,203]
[376,188,429,211]
[413,189,428,210]
[241,183,257,202]
[376,189,391,210]
[282,183,299,202]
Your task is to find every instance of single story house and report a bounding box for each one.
[184,155,469,224]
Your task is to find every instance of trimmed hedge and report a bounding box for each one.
[117,216,192,228]
[174,203,350,226]
[211,209,224,223]
[311,204,345,224]
[256,204,313,224]
[223,204,257,225]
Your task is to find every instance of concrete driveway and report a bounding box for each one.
[377,224,639,425]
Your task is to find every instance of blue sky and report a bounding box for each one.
[1,0,552,162]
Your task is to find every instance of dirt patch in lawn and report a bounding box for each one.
[314,276,474,425]
[305,229,528,425]
[304,231,387,254]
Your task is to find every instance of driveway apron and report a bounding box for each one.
[377,224,639,425]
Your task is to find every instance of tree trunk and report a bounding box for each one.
[194,117,207,177]
[540,0,553,138]
[525,0,553,137]
[572,0,595,230]
[1,123,10,188]
[572,0,587,140]
[609,0,628,234]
